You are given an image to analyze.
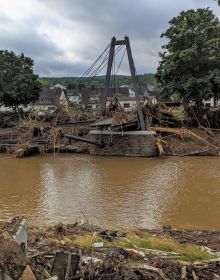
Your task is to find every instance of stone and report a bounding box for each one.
[20,265,36,280]
[90,130,156,157]
[0,231,26,279]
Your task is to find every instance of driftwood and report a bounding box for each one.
[155,137,165,156]
[181,266,187,280]
[144,265,170,280]
[151,126,219,150]
[192,270,198,280]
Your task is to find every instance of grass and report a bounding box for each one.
[180,245,212,262]
[51,233,107,249]
[170,109,185,121]
[38,79,49,86]
[50,233,212,262]
[117,234,212,262]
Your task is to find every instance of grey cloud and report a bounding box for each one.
[0,30,62,57]
[0,0,220,77]
[35,59,89,77]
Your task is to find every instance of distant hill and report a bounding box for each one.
[38,74,156,91]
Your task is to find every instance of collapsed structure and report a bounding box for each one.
[1,36,220,158]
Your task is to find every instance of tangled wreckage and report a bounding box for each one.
[1,102,220,158]
[1,36,220,158]
[2,216,220,279]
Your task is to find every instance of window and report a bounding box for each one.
[124,103,130,108]
[48,106,56,111]
[40,98,52,104]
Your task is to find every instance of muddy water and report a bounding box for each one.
[0,154,220,229]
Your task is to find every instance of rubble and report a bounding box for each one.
[1,217,220,279]
[0,231,26,280]
[20,265,36,280]
[1,101,220,158]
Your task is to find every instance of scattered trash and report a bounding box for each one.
[50,252,80,280]
[1,216,220,279]
[92,242,104,248]
[98,230,125,242]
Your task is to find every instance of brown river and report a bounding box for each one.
[0,154,220,229]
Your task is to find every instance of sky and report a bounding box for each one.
[0,0,219,77]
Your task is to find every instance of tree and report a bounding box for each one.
[0,50,41,107]
[66,82,76,89]
[78,83,85,92]
[156,8,220,111]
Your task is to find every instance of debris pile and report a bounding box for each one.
[145,102,183,128]
[1,101,220,157]
[13,118,66,157]
[185,106,220,129]
[2,216,220,279]
[152,126,220,156]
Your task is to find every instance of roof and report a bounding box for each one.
[144,85,160,98]
[51,83,66,90]
[35,86,63,106]
[81,88,115,105]
[118,87,130,96]
[107,96,135,101]
[66,89,80,97]
[68,96,81,103]
[119,85,129,88]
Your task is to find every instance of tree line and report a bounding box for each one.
[39,74,156,91]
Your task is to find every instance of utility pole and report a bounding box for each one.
[101,36,146,131]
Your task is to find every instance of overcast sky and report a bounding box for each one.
[0,0,219,77]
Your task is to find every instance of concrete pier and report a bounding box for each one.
[90,130,156,157]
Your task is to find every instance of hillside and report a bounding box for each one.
[38,74,156,90]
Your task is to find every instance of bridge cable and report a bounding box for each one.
[76,43,110,84]
[82,45,124,86]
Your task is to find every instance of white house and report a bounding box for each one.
[203,97,220,107]
[32,86,68,112]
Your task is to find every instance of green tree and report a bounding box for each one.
[67,82,76,89]
[0,50,41,107]
[156,8,220,111]
[78,83,85,92]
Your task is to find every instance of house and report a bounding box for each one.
[66,89,81,105]
[81,88,115,111]
[80,87,142,112]
[144,85,182,107]
[32,86,68,113]
[203,97,220,107]
[106,87,137,112]
[51,83,66,90]
[107,96,137,112]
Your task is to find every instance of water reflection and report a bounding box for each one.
[0,154,220,229]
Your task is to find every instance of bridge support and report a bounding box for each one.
[102,36,146,131]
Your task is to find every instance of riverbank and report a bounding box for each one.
[2,217,220,279]
[2,105,220,158]
[1,126,220,157]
